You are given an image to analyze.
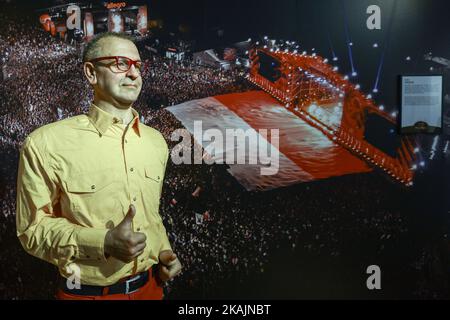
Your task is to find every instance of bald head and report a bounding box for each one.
[82,32,135,62]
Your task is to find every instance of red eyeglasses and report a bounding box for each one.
[88,56,143,73]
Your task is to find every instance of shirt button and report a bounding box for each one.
[137,227,141,231]
[130,167,134,172]
[125,139,128,143]
[140,258,145,263]
[91,185,96,190]
[133,196,137,202]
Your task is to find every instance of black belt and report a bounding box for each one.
[59,269,150,296]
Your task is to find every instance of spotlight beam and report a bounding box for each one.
[372,0,397,94]
[341,0,356,75]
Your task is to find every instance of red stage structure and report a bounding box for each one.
[248,47,416,186]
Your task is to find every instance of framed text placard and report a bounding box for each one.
[400,75,443,134]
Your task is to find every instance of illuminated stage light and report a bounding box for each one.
[344,75,349,80]
[420,161,425,167]
[264,36,268,40]
[248,38,252,42]
[333,57,338,61]
[367,94,372,99]
[379,105,384,110]
[256,41,260,45]
[391,112,397,117]
[355,84,360,89]
[412,164,418,170]
[406,56,411,61]
[429,67,434,71]
[333,66,338,71]
[349,42,353,46]
[351,71,357,77]
[323,59,328,63]
[372,88,378,93]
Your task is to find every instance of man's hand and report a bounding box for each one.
[158,250,182,282]
[104,204,147,263]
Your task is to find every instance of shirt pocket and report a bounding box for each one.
[144,165,164,201]
[144,166,162,184]
[65,169,122,227]
[142,166,164,222]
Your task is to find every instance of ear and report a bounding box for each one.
[83,62,97,85]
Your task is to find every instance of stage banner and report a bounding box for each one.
[137,5,148,35]
[40,14,51,32]
[168,91,371,191]
[108,10,124,33]
[84,12,94,41]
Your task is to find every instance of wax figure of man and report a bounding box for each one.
[16,32,182,300]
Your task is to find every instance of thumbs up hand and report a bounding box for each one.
[104,204,147,263]
[158,250,182,282]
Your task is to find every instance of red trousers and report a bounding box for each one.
[55,269,163,300]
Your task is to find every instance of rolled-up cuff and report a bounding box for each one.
[73,227,109,262]
[160,237,172,253]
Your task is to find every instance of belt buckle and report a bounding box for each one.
[125,274,141,294]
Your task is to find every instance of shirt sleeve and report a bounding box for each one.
[16,136,109,269]
[158,140,172,253]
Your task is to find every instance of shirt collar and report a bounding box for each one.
[88,103,141,137]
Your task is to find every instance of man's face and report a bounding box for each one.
[90,37,143,109]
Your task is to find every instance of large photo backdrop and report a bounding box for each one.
[0,0,449,299]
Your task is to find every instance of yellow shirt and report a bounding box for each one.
[16,104,172,286]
